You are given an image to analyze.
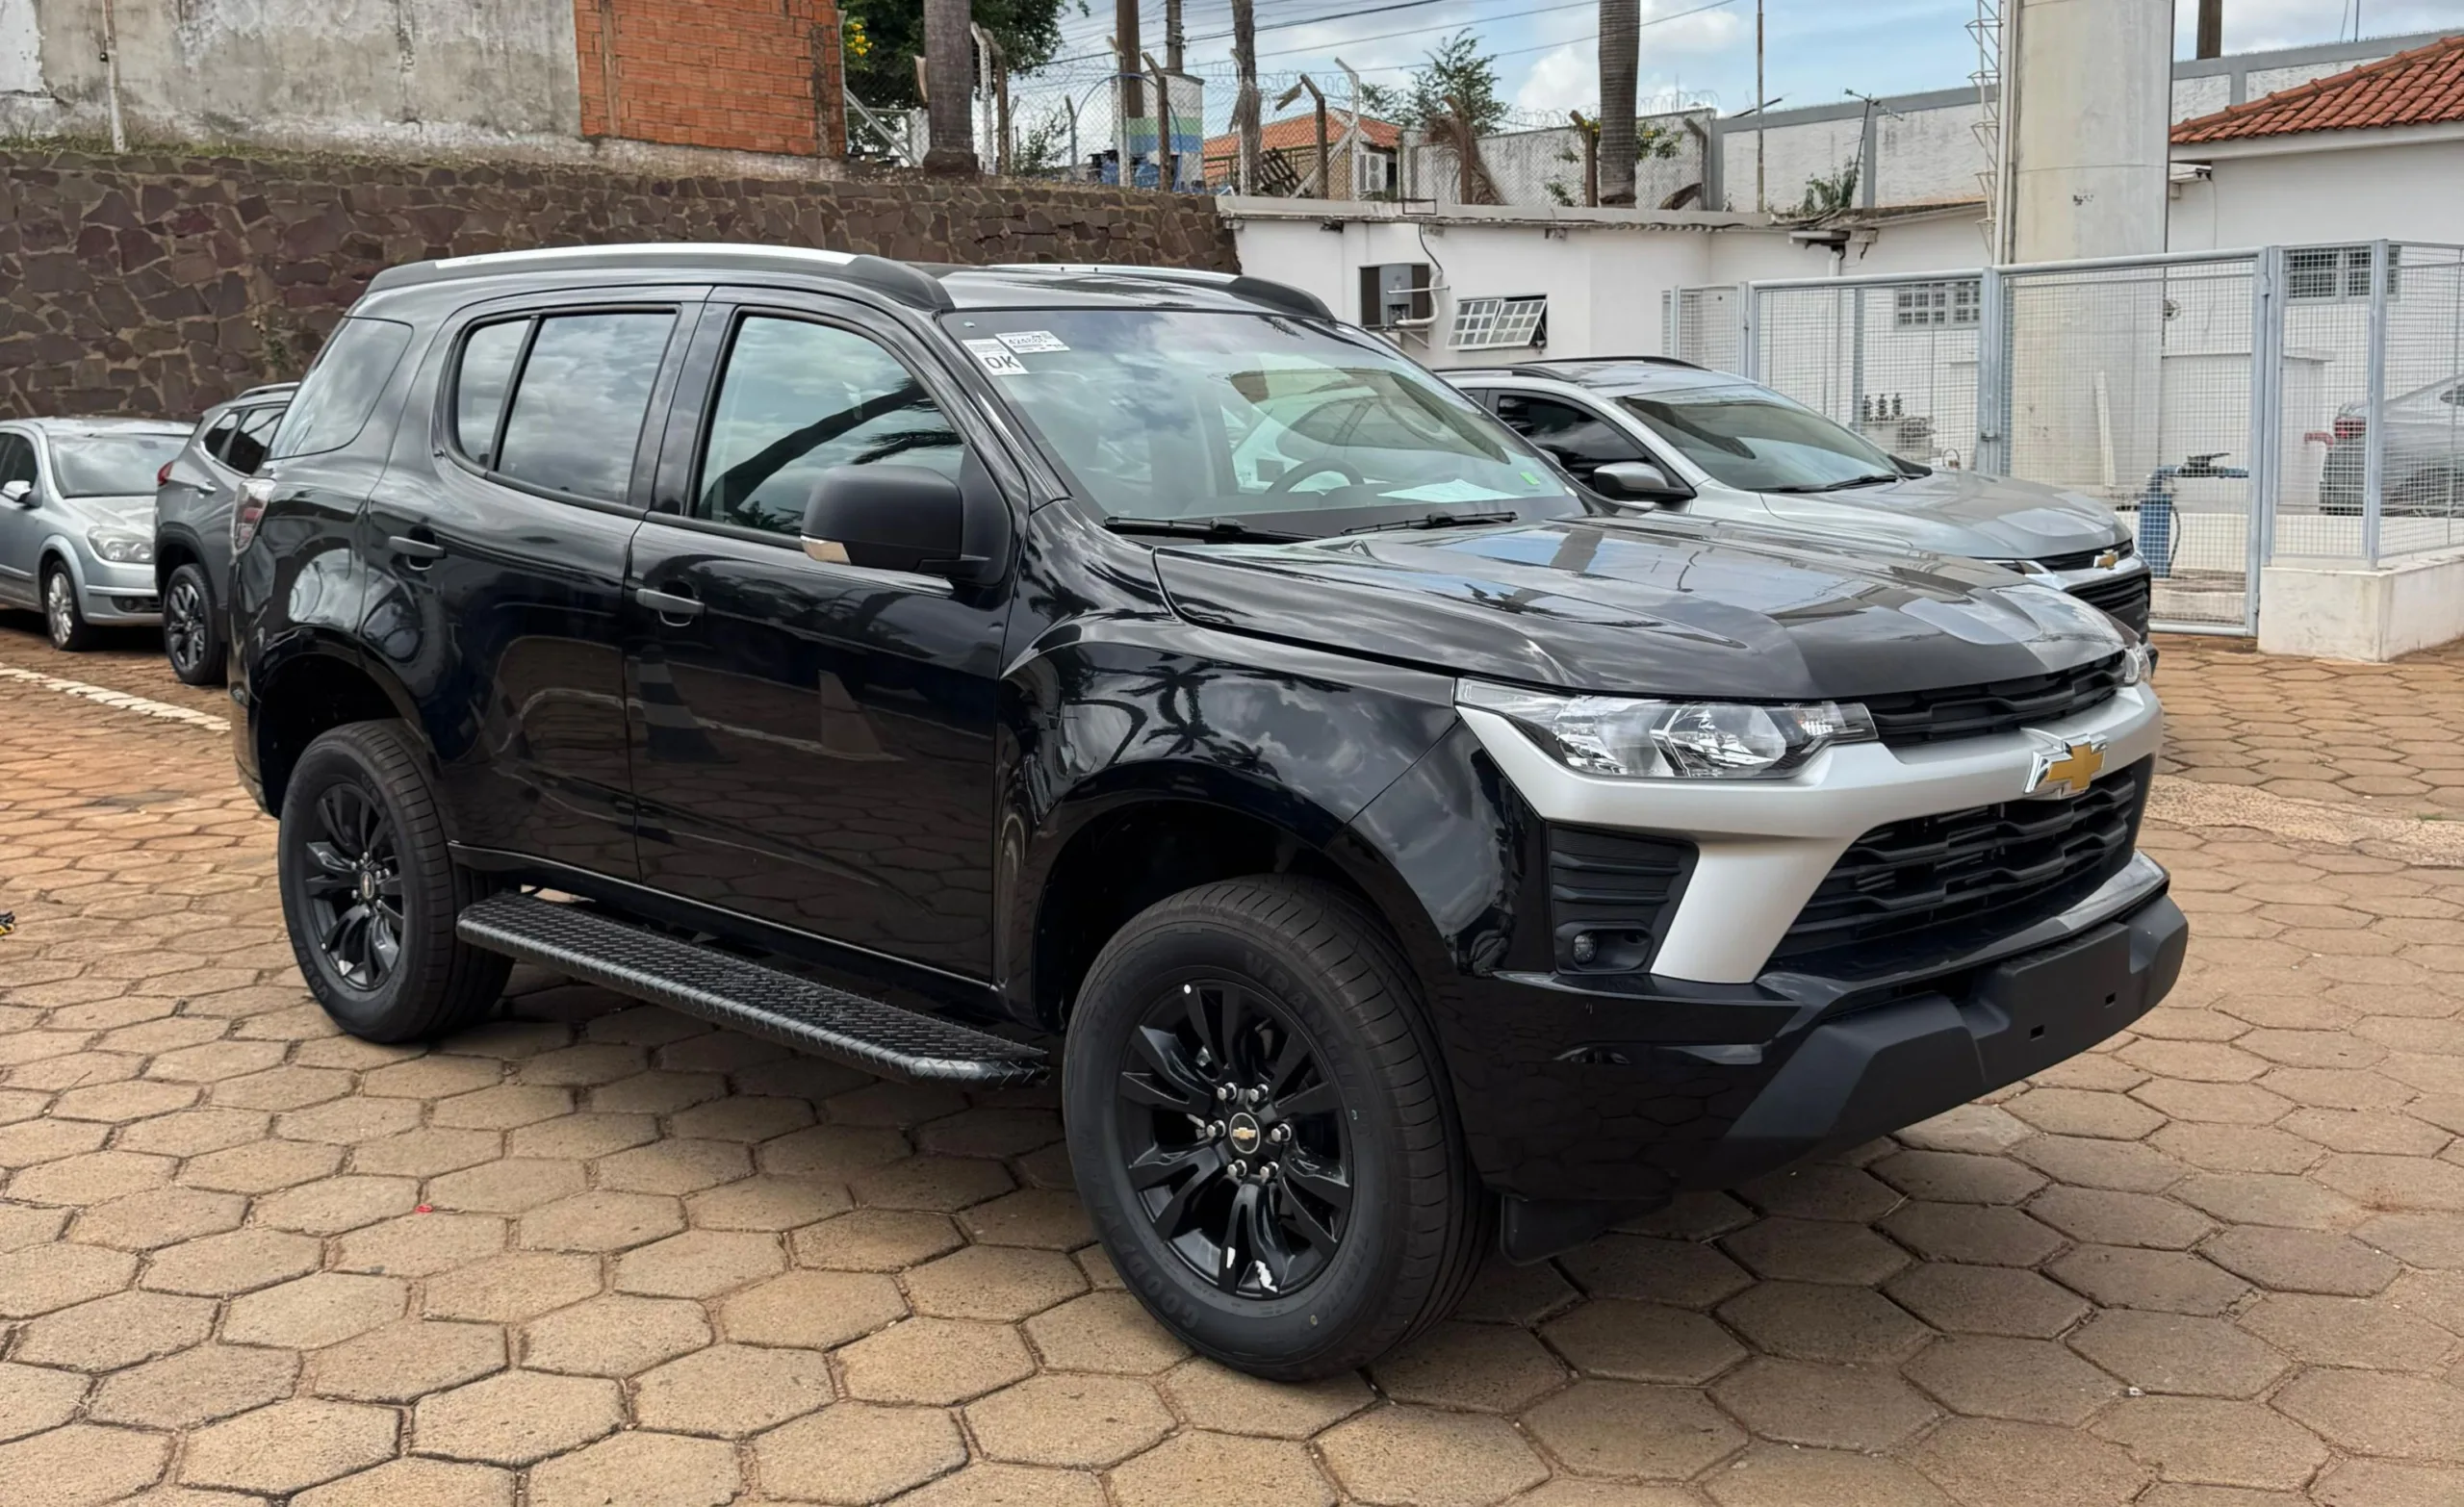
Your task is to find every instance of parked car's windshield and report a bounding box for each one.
[51,434,186,498]
[1617,383,1901,492]
[941,309,1581,533]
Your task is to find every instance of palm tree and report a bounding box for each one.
[923,0,977,173]
[1597,0,1639,206]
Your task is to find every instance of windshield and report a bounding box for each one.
[939,309,1580,533]
[51,434,186,498]
[1617,384,1901,492]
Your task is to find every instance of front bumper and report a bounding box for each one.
[1460,859,2186,1205]
[78,556,162,625]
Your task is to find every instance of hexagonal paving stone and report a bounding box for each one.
[670,1094,816,1143]
[718,1268,908,1349]
[65,1186,244,1251]
[424,1252,603,1323]
[10,1148,175,1205]
[756,1402,968,1504]
[87,1343,299,1429]
[2029,1188,2216,1250]
[961,1188,1095,1250]
[1737,1163,1903,1221]
[1911,1418,2152,1507]
[179,1137,346,1195]
[253,1174,419,1235]
[2066,1311,2290,1397]
[1714,1355,1943,1448]
[2238,1291,2461,1371]
[761,1122,913,1181]
[1886,1263,2092,1339]
[293,1457,515,1507]
[524,1292,711,1376]
[1719,1281,1933,1363]
[0,1361,87,1443]
[1022,1291,1192,1375]
[840,1317,1038,1405]
[894,1463,1109,1507]
[520,1189,686,1253]
[612,1229,784,1297]
[0,1241,139,1317]
[2201,1224,2400,1295]
[682,1173,850,1232]
[1371,1319,1570,1412]
[1158,1357,1373,1440]
[1881,1202,2066,1267]
[15,1289,215,1370]
[527,1430,738,1507]
[793,1209,966,1270]
[1522,1380,1746,1481]
[1455,1257,1581,1326]
[1872,1149,2049,1206]
[633,1342,834,1437]
[967,1373,1175,1469]
[1903,1337,2119,1426]
[1702,1442,1954,1507]
[349,1127,503,1179]
[2093,1395,2330,1491]
[224,1272,407,1349]
[1108,1431,1334,1507]
[332,1211,508,1278]
[903,1242,1088,1322]
[181,1399,400,1495]
[274,1096,424,1145]
[1723,1216,1912,1285]
[412,1368,623,1466]
[141,1227,321,1297]
[1317,1404,1550,1507]
[1557,1235,1753,1308]
[1541,1298,1745,1385]
[0,1422,174,1507]
[850,1154,1017,1213]
[2046,1245,2250,1315]
[308,1318,507,1402]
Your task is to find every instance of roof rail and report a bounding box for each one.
[1523,354,1704,371]
[367,243,957,313]
[988,264,1333,322]
[236,381,301,399]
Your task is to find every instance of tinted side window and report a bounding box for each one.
[270,318,415,460]
[495,312,676,505]
[1494,394,1642,481]
[696,316,963,536]
[0,434,36,489]
[453,319,528,467]
[200,411,242,465]
[222,405,284,475]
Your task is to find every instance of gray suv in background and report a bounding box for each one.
[1450,358,2152,636]
[0,417,190,651]
[155,383,295,684]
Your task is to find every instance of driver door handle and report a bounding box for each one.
[635,585,705,623]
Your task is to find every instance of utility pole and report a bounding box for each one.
[921,0,976,173]
[1232,0,1261,194]
[2195,0,2222,59]
[1166,0,1184,73]
[1756,0,1766,212]
[1598,0,1639,206]
[1116,0,1143,121]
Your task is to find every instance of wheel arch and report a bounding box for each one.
[249,639,426,823]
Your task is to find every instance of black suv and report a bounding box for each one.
[234,245,2187,1380]
[156,382,295,684]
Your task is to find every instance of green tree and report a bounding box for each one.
[843,0,1077,111]
[1798,158,1860,216]
[1402,31,1505,137]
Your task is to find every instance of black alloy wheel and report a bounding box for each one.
[163,564,221,684]
[1116,979,1353,1298]
[294,779,405,990]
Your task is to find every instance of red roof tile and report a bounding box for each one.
[2173,33,2464,144]
[1200,110,1400,162]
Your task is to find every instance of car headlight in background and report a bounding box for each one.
[1459,681,1878,779]
[88,529,154,565]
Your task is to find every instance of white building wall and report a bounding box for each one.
[1724,118,1863,214]
[2169,138,2464,250]
[0,0,40,96]
[2171,74,2232,123]
[1873,102,1989,208]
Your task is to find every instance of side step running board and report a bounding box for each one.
[455,893,1048,1087]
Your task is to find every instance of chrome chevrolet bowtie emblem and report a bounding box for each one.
[1226,1113,1261,1154]
[2094,549,2121,571]
[2026,732,2108,799]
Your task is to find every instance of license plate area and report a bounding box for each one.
[1967,922,2140,1077]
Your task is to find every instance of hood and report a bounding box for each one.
[1754,470,2124,562]
[1153,513,2130,701]
[60,495,156,532]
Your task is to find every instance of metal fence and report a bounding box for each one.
[1724,242,2464,637]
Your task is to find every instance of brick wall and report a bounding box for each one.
[577,0,847,159]
[0,146,1239,421]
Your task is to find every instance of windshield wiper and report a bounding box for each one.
[1765,473,1902,494]
[1102,516,1306,543]
[1339,510,1521,536]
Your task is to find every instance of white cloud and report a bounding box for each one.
[1513,43,1600,116]
[1641,0,1747,55]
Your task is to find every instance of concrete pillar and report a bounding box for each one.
[2006,0,2171,263]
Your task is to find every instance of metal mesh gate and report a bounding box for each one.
[1665,285,1740,374]
[1752,277,1984,473]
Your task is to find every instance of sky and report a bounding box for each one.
[1038,0,2462,124]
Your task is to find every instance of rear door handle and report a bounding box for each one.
[389,535,446,564]
[635,585,704,622]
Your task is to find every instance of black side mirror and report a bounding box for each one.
[1590,460,1690,505]
[801,461,1008,585]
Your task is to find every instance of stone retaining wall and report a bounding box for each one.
[0,146,1238,420]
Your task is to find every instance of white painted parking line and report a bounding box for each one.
[0,663,232,733]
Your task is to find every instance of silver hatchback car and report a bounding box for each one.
[1450,359,2151,635]
[0,418,192,651]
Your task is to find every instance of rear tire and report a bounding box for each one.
[277,721,507,1042]
[42,563,91,652]
[163,562,225,686]
[1064,876,1488,1381]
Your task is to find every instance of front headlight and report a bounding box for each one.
[1459,680,1877,779]
[2118,639,2154,685]
[88,528,153,565]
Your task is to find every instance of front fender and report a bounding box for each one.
[994,617,1459,1015]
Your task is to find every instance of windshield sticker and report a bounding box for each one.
[996,330,1071,354]
[962,338,1029,376]
[1518,471,1545,487]
[1383,478,1522,504]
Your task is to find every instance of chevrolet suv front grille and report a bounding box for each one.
[1860,653,2126,747]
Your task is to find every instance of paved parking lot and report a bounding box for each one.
[2,618,2461,1507]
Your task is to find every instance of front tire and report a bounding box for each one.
[1065,877,1488,1380]
[277,721,507,1042]
[163,563,225,686]
[42,564,91,651]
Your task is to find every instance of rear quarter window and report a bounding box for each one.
[270,318,415,461]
